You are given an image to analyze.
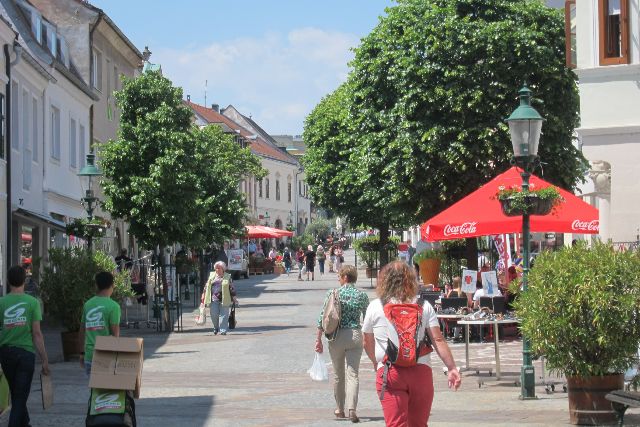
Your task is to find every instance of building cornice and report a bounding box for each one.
[577,124,640,137]
[576,63,640,81]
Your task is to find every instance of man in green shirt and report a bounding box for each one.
[0,265,50,427]
[80,271,121,377]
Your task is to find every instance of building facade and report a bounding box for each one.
[30,0,143,255]
[186,100,311,235]
[569,0,640,244]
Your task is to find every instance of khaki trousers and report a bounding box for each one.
[328,328,363,412]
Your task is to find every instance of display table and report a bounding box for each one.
[457,318,520,380]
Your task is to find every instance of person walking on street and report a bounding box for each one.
[305,245,316,281]
[283,247,292,275]
[202,261,238,335]
[316,245,326,275]
[315,265,369,423]
[0,265,50,427]
[296,247,305,281]
[329,246,336,273]
[363,261,461,427]
[80,271,121,377]
[335,245,344,271]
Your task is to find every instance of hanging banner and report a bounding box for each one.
[462,269,477,294]
[492,234,512,271]
[481,270,499,296]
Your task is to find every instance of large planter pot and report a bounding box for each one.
[365,267,377,278]
[499,195,553,217]
[61,331,82,362]
[273,265,285,275]
[567,374,624,425]
[419,259,441,286]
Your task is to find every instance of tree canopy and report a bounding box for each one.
[304,0,586,236]
[100,71,264,250]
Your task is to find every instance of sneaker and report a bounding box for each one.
[213,329,219,335]
[220,331,227,335]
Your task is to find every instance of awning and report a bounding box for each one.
[245,225,294,238]
[14,208,67,231]
[420,167,599,241]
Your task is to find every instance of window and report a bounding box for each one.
[298,181,302,196]
[69,118,77,168]
[11,81,18,150]
[91,49,103,90]
[32,98,38,162]
[106,58,111,95]
[276,180,280,201]
[113,65,119,91]
[565,0,577,68]
[79,124,86,168]
[258,179,263,198]
[22,90,30,190]
[599,0,629,65]
[50,106,60,159]
[0,94,5,158]
[288,182,292,202]
[265,178,270,199]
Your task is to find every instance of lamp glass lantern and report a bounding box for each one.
[77,153,102,220]
[264,211,270,226]
[506,86,544,162]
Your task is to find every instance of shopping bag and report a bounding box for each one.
[307,352,328,381]
[194,303,207,326]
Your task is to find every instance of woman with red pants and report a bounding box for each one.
[362,261,461,426]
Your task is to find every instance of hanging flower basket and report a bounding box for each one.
[496,185,563,217]
[499,195,554,217]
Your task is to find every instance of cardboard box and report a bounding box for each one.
[89,336,144,398]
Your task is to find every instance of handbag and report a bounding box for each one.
[228,303,237,330]
[195,303,207,326]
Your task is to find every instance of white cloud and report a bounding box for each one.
[153,28,359,135]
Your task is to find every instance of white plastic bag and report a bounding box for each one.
[194,303,207,326]
[307,351,328,381]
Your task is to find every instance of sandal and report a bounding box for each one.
[334,409,345,418]
[349,410,360,423]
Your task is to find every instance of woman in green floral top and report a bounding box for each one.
[315,265,369,423]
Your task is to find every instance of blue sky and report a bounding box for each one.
[90,0,395,135]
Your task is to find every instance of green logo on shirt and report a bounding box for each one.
[86,306,105,330]
[94,393,122,412]
[4,302,27,327]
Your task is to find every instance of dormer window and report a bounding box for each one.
[599,0,629,65]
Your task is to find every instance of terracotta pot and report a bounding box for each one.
[419,258,441,286]
[61,331,82,362]
[566,374,624,425]
[365,267,377,278]
[273,265,285,274]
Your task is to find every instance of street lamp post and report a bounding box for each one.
[506,85,545,400]
[78,153,103,253]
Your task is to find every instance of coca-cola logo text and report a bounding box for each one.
[571,220,599,232]
[444,222,477,237]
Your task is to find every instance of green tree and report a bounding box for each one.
[345,0,587,266]
[100,71,264,328]
[303,84,399,264]
[304,218,332,241]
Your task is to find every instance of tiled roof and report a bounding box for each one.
[184,100,297,165]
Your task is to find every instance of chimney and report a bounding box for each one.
[187,94,191,102]
[211,103,219,112]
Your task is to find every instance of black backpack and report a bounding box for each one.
[86,389,136,427]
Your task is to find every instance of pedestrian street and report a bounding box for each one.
[22,249,640,426]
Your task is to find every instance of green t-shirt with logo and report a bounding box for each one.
[83,296,121,361]
[0,293,42,353]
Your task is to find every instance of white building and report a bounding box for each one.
[0,0,98,275]
[568,0,640,244]
[185,100,311,235]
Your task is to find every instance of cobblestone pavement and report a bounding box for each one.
[20,249,640,426]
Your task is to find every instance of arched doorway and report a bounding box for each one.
[275,219,283,229]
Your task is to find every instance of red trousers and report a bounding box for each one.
[376,364,434,427]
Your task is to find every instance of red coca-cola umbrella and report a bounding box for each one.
[421,167,599,241]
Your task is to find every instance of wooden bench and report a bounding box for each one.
[606,390,640,426]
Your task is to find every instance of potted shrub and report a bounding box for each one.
[353,236,379,278]
[512,242,640,425]
[496,184,563,216]
[273,254,285,274]
[38,247,134,361]
[413,249,443,287]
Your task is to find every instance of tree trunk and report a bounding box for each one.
[379,225,390,267]
[159,245,171,331]
[465,238,478,271]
